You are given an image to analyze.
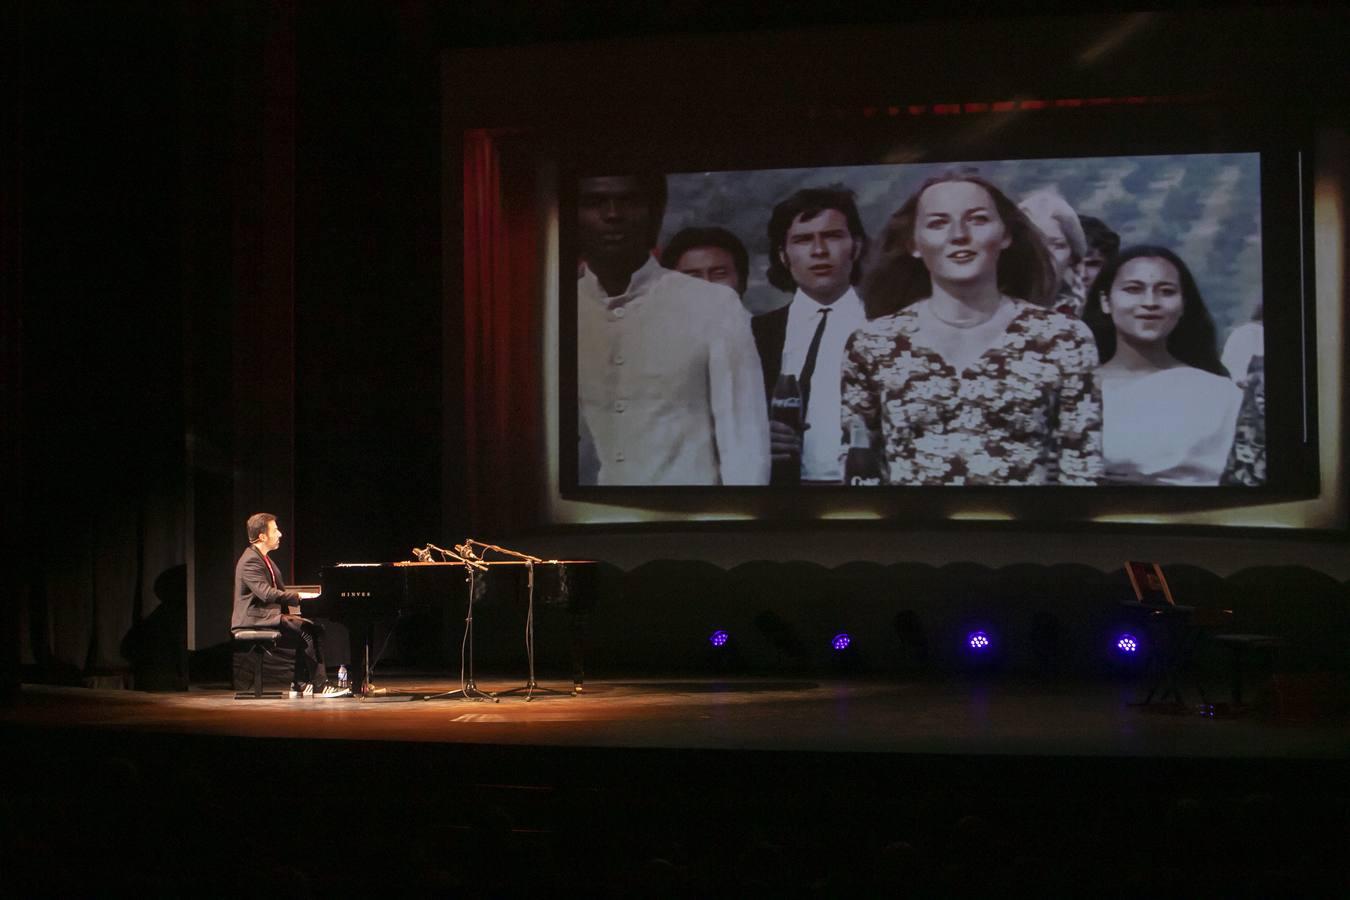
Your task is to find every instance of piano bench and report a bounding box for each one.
[232,629,283,699]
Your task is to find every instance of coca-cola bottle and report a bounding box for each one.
[769,373,802,486]
[843,421,881,486]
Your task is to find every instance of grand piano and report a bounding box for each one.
[304,559,597,696]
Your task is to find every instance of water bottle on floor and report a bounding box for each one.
[338,664,348,690]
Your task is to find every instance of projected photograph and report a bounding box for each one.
[572,154,1267,488]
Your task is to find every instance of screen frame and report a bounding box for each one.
[550,100,1322,516]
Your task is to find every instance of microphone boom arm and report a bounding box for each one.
[461,538,542,564]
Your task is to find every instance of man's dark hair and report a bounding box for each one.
[579,172,668,246]
[246,513,276,543]
[765,185,867,292]
[659,226,750,295]
[1080,215,1121,258]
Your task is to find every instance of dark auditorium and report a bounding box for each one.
[6,2,1350,896]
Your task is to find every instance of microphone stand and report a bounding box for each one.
[420,542,497,702]
[468,539,575,701]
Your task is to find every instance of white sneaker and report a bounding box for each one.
[318,682,352,699]
[288,682,314,699]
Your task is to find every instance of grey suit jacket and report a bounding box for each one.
[231,546,299,631]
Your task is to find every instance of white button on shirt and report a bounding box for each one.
[577,257,770,486]
[779,287,868,482]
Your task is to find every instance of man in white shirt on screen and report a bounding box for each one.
[752,185,869,484]
[576,174,769,486]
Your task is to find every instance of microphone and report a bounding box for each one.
[432,540,487,571]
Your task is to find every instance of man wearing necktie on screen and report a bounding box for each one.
[753,186,869,484]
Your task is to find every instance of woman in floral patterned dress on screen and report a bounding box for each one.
[840,172,1104,485]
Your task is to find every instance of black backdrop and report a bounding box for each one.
[13,1,453,673]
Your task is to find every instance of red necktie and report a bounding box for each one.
[262,553,279,587]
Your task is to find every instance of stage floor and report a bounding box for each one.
[6,674,1349,760]
[7,674,1349,896]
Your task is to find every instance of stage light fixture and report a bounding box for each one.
[966,630,991,652]
[1115,634,1138,654]
[709,629,729,648]
[831,633,852,651]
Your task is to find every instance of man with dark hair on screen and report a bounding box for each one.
[576,174,768,485]
[1079,214,1120,291]
[754,185,869,484]
[659,226,751,298]
[232,513,349,698]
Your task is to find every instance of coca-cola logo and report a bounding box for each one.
[770,394,802,427]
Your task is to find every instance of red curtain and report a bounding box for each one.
[461,129,542,537]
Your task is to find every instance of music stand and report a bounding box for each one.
[420,546,497,702]
[494,559,576,701]
[1125,561,1174,607]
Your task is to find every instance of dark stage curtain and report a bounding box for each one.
[2,0,23,698]
[17,0,299,686]
[462,129,544,537]
[16,2,188,687]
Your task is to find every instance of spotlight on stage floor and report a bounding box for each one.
[963,628,1002,671]
[706,628,742,673]
[830,632,861,673]
[1105,629,1145,677]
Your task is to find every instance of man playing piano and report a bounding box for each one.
[232,513,350,698]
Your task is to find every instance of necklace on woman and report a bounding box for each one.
[925,295,1008,329]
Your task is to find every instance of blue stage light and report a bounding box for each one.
[831,633,852,651]
[967,630,991,652]
[709,629,729,648]
[1115,633,1138,654]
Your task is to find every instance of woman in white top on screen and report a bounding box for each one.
[1082,245,1242,485]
